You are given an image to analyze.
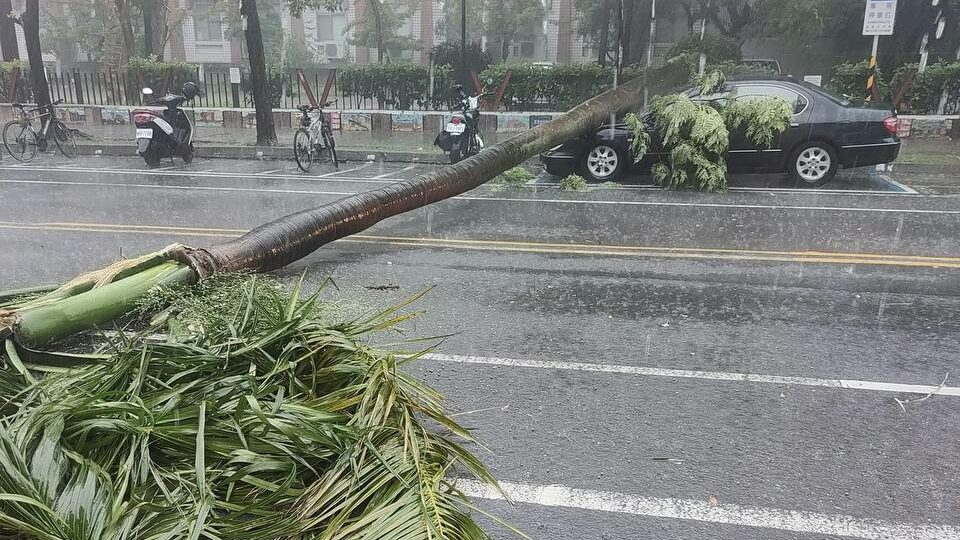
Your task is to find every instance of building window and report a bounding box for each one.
[511,40,536,58]
[581,44,593,58]
[192,0,223,41]
[316,10,347,42]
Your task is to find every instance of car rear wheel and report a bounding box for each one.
[789,143,838,186]
[583,144,626,182]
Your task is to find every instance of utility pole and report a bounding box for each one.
[643,0,656,110]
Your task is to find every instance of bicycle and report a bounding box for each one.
[2,98,78,162]
[293,101,338,172]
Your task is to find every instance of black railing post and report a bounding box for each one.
[73,69,84,105]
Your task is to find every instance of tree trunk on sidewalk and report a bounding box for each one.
[368,0,385,63]
[2,75,646,346]
[597,0,612,66]
[0,0,19,61]
[21,0,50,127]
[143,0,169,59]
[241,0,277,145]
[114,0,136,63]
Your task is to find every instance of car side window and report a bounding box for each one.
[688,84,735,109]
[735,85,808,115]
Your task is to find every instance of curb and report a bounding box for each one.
[76,143,450,165]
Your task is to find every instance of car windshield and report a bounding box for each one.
[4,2,960,540]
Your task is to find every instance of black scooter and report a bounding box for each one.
[133,82,199,168]
[434,85,494,163]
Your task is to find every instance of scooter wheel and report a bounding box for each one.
[144,148,161,168]
[450,149,462,164]
[182,143,194,164]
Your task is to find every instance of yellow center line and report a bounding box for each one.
[1,220,959,269]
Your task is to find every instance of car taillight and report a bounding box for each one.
[133,113,153,124]
[451,117,463,125]
[883,116,898,135]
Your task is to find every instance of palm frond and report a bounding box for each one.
[0,277,516,540]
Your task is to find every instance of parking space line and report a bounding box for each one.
[2,171,955,215]
[256,168,284,175]
[0,165,399,184]
[459,479,960,540]
[0,179,352,197]
[372,165,417,179]
[880,174,920,194]
[316,163,370,177]
[424,353,960,397]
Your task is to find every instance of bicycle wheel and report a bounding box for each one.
[293,128,313,172]
[3,120,38,162]
[52,121,78,158]
[322,128,338,169]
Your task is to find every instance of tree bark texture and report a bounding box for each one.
[22,0,49,125]
[241,0,277,145]
[183,76,646,276]
[368,0,385,63]
[0,0,18,61]
[114,0,136,63]
[596,0,612,65]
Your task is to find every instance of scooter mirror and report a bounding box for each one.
[142,87,154,96]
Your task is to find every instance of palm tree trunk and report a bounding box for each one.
[241,0,277,145]
[0,0,19,61]
[21,0,50,128]
[2,76,646,346]
[184,76,646,275]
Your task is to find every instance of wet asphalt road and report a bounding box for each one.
[2,155,960,539]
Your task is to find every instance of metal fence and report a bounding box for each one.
[44,69,445,111]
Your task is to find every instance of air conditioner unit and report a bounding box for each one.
[324,43,341,59]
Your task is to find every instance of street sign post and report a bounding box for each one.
[862,0,898,35]
[862,0,898,101]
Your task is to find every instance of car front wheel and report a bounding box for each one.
[788,143,838,187]
[583,144,626,182]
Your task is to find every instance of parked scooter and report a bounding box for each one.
[133,82,200,168]
[434,85,494,164]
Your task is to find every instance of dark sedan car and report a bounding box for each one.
[541,77,901,186]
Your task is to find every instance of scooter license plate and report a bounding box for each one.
[136,128,153,139]
[445,123,466,134]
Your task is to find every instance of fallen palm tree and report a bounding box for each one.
[1,76,645,348]
[0,78,646,538]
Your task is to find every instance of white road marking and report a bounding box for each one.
[0,179,352,197]
[423,353,960,397]
[458,479,960,540]
[316,162,370,177]
[0,165,398,184]
[372,165,417,179]
[469,195,960,215]
[0,166,954,215]
[880,174,920,194]
[256,168,284,175]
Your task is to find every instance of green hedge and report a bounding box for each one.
[826,61,888,102]
[478,63,644,111]
[124,57,198,95]
[337,64,457,110]
[891,62,960,114]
